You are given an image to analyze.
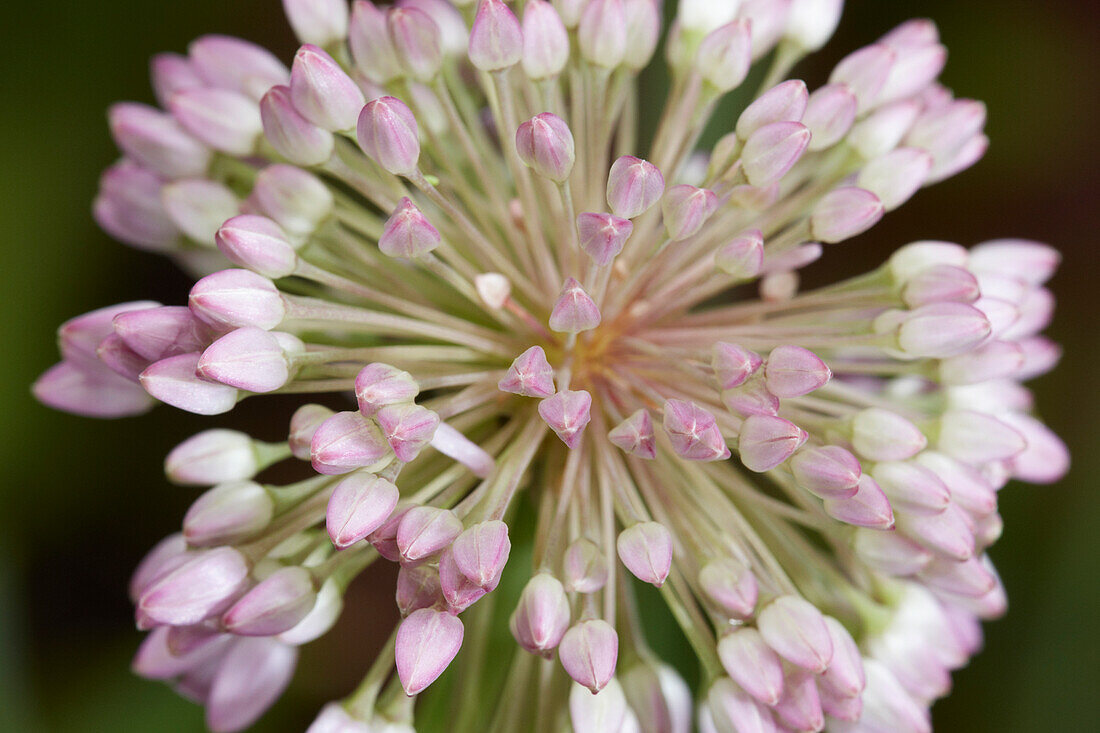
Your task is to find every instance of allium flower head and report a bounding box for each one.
[35,1,1069,731]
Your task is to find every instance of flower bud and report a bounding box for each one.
[468,0,522,71]
[741,0,794,60]
[165,429,260,485]
[736,80,808,140]
[607,156,665,219]
[717,627,784,706]
[260,84,336,166]
[871,460,951,515]
[439,546,488,613]
[539,389,593,449]
[108,102,212,179]
[198,327,296,393]
[661,185,719,241]
[789,445,861,499]
[563,538,609,593]
[205,638,298,732]
[677,0,740,35]
[578,0,627,68]
[1000,411,1070,485]
[140,353,239,415]
[822,474,895,529]
[376,403,440,462]
[714,230,764,279]
[349,1,403,83]
[310,410,392,475]
[285,404,333,461]
[499,345,556,398]
[307,704,371,733]
[452,520,511,590]
[893,302,992,358]
[395,608,464,695]
[738,415,808,472]
[356,96,421,176]
[129,533,190,603]
[851,407,926,461]
[162,179,239,245]
[619,661,692,733]
[139,546,250,627]
[897,501,976,561]
[616,522,673,587]
[577,212,633,266]
[560,619,619,693]
[937,410,1026,464]
[396,564,442,617]
[549,278,601,333]
[515,113,575,183]
[170,87,262,156]
[901,264,980,309]
[183,480,274,546]
[663,399,730,461]
[289,44,365,133]
[810,186,884,244]
[96,334,150,381]
[378,197,441,259]
[786,0,843,51]
[282,0,349,46]
[848,100,921,160]
[695,21,752,93]
[93,161,180,252]
[521,1,569,79]
[150,52,204,108]
[757,595,833,673]
[741,121,811,187]
[396,505,463,563]
[248,164,335,240]
[970,238,1060,287]
[189,34,289,97]
[510,573,571,655]
[774,668,825,732]
[802,83,858,152]
[112,305,215,363]
[215,215,299,279]
[607,409,657,460]
[858,147,932,211]
[388,7,444,82]
[327,473,400,549]
[829,43,896,112]
[764,345,830,398]
[706,677,775,733]
[223,566,317,636]
[570,678,627,733]
[355,363,420,415]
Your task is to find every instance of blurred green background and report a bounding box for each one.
[1,0,1096,730]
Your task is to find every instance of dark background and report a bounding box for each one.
[1,0,1097,730]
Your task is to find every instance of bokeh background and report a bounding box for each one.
[1,0,1096,730]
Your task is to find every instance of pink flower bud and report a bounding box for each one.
[307,703,372,733]
[355,363,420,415]
[802,83,858,152]
[578,0,627,68]
[249,166,334,241]
[918,555,997,598]
[278,577,343,645]
[889,240,969,282]
[774,668,825,732]
[183,480,274,546]
[389,7,444,82]
[937,410,1026,464]
[606,156,664,219]
[522,1,570,79]
[539,389,593,448]
[162,179,239,245]
[140,352,239,415]
[763,345,831,398]
[970,239,1061,287]
[430,422,496,478]
[260,85,336,165]
[714,229,764,279]
[310,410,392,475]
[901,264,980,309]
[397,505,463,563]
[616,521,673,587]
[452,520,511,590]
[549,278,601,333]
[851,407,927,462]
[906,99,986,166]
[563,538,609,593]
[706,677,776,733]
[738,415,808,472]
[206,638,298,732]
[349,1,403,83]
[717,627,785,706]
[112,305,215,363]
[740,0,793,60]
[367,502,415,561]
[499,345,556,398]
[695,21,752,93]
[736,80,808,140]
[576,212,633,266]
[822,474,895,529]
[468,0,522,71]
[223,566,317,636]
[789,445,861,499]
[396,564,443,617]
[894,302,992,358]
[619,661,692,733]
[721,376,780,418]
[474,272,511,309]
[569,677,627,733]
[439,546,488,613]
[395,608,464,695]
[858,148,932,211]
[871,461,951,515]
[378,197,442,259]
[188,34,289,98]
[607,409,657,460]
[93,161,180,251]
[786,0,843,51]
[283,0,349,46]
[401,0,469,58]
[878,43,946,107]
[819,616,866,698]
[757,595,834,673]
[698,557,757,619]
[376,402,441,462]
[356,96,421,175]
[663,399,730,461]
[510,572,571,655]
[326,473,400,549]
[515,113,576,183]
[897,501,976,561]
[150,52,204,108]
[108,102,212,179]
[169,87,262,156]
[560,619,619,693]
[288,404,334,460]
[139,546,250,627]
[676,0,739,34]
[829,43,896,112]
[661,185,719,241]
[856,659,933,733]
[1001,411,1070,485]
[809,186,884,244]
[741,121,811,187]
[848,100,921,159]
[289,44,365,132]
[215,215,299,279]
[164,429,258,486]
[129,533,190,602]
[198,327,296,393]
[914,451,996,516]
[96,333,150,381]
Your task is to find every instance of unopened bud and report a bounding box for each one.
[140,353,239,416]
[452,520,511,590]
[607,156,665,219]
[577,212,633,266]
[510,572,571,655]
[499,345,556,398]
[223,566,317,636]
[736,80,808,140]
[560,619,619,693]
[468,0,522,71]
[326,473,400,549]
[663,399,730,461]
[616,522,672,587]
[356,96,421,176]
[810,187,884,244]
[539,389,593,448]
[515,113,575,183]
[661,185,719,241]
[216,215,299,279]
[395,608,464,695]
[260,84,336,166]
[738,415,808,472]
[607,409,657,460]
[789,445,861,499]
[522,1,570,79]
[563,538,609,593]
[714,230,764,279]
[549,278,601,333]
[698,557,758,619]
[355,363,419,415]
[396,505,463,564]
[311,410,392,475]
[717,627,785,706]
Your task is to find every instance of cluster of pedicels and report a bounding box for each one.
[34,1,1068,732]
